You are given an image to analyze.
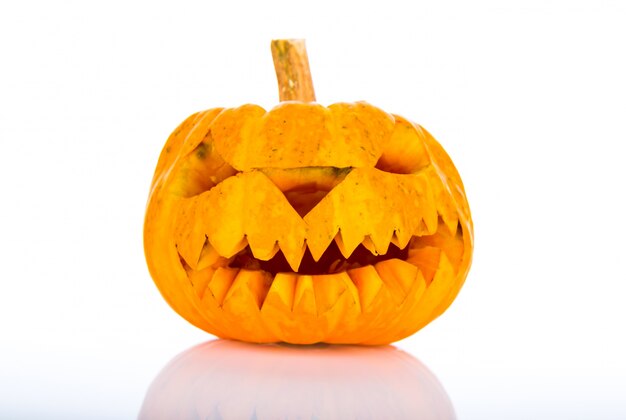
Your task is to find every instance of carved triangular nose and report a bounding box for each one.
[283,188,332,218]
[260,167,351,218]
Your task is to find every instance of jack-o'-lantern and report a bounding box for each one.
[144,40,473,344]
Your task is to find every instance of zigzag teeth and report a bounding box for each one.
[262,272,362,323]
[206,219,444,272]
[202,262,432,333]
[202,207,452,274]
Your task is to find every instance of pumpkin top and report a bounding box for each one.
[212,101,395,170]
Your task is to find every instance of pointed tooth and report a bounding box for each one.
[363,269,428,345]
[259,273,297,342]
[312,273,361,340]
[390,233,401,248]
[339,272,361,314]
[420,252,457,318]
[276,221,307,266]
[374,259,419,305]
[174,199,206,270]
[246,271,273,309]
[361,236,379,255]
[433,182,460,236]
[261,273,297,312]
[207,267,239,306]
[175,236,205,271]
[306,227,338,262]
[293,275,317,316]
[346,266,403,344]
[391,229,412,250]
[187,266,216,299]
[370,228,393,255]
[415,219,430,236]
[442,213,459,237]
[436,251,456,279]
[338,227,365,259]
[415,170,438,234]
[312,274,349,315]
[223,270,273,310]
[407,246,441,285]
[278,240,306,272]
[247,239,280,261]
[197,238,229,270]
[335,231,363,259]
[347,266,384,312]
[423,211,438,235]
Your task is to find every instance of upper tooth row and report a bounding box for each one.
[174,166,461,272]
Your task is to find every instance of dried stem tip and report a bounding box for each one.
[271,39,316,102]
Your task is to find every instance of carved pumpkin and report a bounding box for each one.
[144,40,473,344]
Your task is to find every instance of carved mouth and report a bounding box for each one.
[177,214,464,319]
[173,163,466,316]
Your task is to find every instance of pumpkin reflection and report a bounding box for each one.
[139,339,455,419]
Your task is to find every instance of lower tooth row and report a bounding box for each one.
[187,250,454,315]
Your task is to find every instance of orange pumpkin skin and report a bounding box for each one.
[144,101,473,345]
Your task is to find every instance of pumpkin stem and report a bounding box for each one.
[271,39,316,102]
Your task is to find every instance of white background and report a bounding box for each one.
[1,0,625,418]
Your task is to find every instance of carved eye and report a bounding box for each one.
[171,136,238,197]
[376,115,431,174]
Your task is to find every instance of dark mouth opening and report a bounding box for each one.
[229,239,412,276]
